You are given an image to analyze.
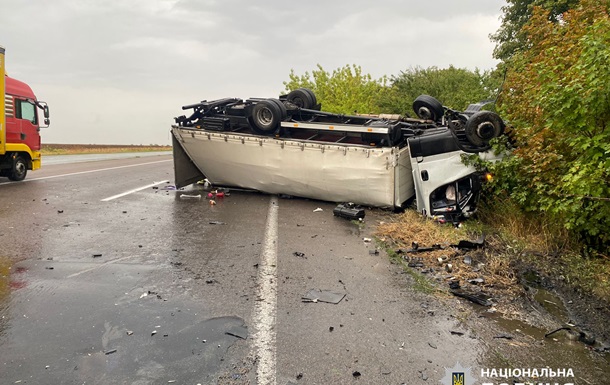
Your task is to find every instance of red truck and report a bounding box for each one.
[0,46,50,181]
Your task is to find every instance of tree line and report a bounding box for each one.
[284,0,609,254]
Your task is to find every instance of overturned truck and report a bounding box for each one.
[171,88,504,220]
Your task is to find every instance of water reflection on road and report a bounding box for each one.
[44,151,172,165]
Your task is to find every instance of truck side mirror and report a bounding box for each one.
[43,105,50,119]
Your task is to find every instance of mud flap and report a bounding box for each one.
[172,130,206,189]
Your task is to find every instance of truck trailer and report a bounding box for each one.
[0,46,50,181]
[171,88,503,220]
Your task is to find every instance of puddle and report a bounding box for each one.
[475,276,610,384]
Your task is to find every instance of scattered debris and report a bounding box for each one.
[313,208,323,213]
[363,238,372,243]
[179,194,201,199]
[126,331,133,336]
[369,249,379,256]
[405,242,443,253]
[428,342,437,349]
[57,210,64,214]
[448,281,461,290]
[463,255,472,265]
[209,221,226,225]
[329,326,334,332]
[296,373,303,380]
[45,267,54,270]
[452,234,485,250]
[445,263,453,273]
[333,203,365,220]
[302,289,346,304]
[140,292,148,299]
[450,289,492,306]
[352,371,361,378]
[92,253,102,258]
[293,251,306,258]
[209,200,217,205]
[151,330,157,336]
[104,349,117,355]
[450,331,465,336]
[468,278,485,285]
[225,325,248,340]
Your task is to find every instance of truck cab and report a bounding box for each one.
[0,46,50,181]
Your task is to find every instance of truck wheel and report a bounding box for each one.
[464,111,504,147]
[268,98,288,121]
[413,95,444,121]
[302,88,318,109]
[251,99,282,135]
[287,88,315,109]
[8,155,27,181]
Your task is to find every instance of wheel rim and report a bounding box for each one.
[417,107,432,120]
[256,107,274,128]
[15,160,26,176]
[477,122,496,140]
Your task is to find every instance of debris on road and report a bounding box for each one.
[92,253,102,258]
[450,330,465,336]
[313,208,323,213]
[428,342,437,349]
[209,221,226,225]
[126,331,133,336]
[225,325,248,340]
[179,193,202,200]
[333,203,365,220]
[302,289,346,304]
[493,334,514,340]
[293,251,306,258]
[151,330,157,336]
[352,371,361,378]
[104,349,117,355]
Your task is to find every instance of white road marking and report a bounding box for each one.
[66,255,138,278]
[252,196,279,385]
[101,180,170,201]
[0,159,172,186]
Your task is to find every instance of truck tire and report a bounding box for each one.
[287,88,315,109]
[268,98,288,121]
[413,95,444,121]
[251,99,282,135]
[302,88,318,109]
[8,154,27,181]
[464,111,504,147]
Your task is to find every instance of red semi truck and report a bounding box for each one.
[0,46,50,181]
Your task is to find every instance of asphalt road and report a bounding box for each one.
[1,154,606,384]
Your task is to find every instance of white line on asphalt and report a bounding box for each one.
[0,159,172,186]
[252,196,279,385]
[66,255,139,278]
[101,180,170,201]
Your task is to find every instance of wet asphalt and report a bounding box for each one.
[0,154,606,384]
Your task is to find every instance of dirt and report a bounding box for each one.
[380,230,610,384]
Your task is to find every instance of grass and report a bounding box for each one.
[42,143,172,156]
[375,198,610,307]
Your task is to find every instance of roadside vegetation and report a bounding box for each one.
[285,0,610,307]
[42,143,172,155]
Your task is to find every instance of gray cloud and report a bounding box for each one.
[0,0,505,144]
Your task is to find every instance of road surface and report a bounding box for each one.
[0,154,607,384]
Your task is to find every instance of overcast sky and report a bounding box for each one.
[1,0,506,145]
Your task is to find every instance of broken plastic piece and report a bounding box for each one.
[225,325,248,340]
[180,194,201,199]
[302,289,346,304]
[450,289,492,306]
[333,203,365,220]
[313,207,323,212]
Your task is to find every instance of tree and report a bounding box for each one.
[490,0,580,61]
[494,0,610,251]
[380,66,497,115]
[284,64,388,114]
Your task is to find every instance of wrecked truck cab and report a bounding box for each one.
[171,90,505,219]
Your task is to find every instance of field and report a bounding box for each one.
[42,144,172,155]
